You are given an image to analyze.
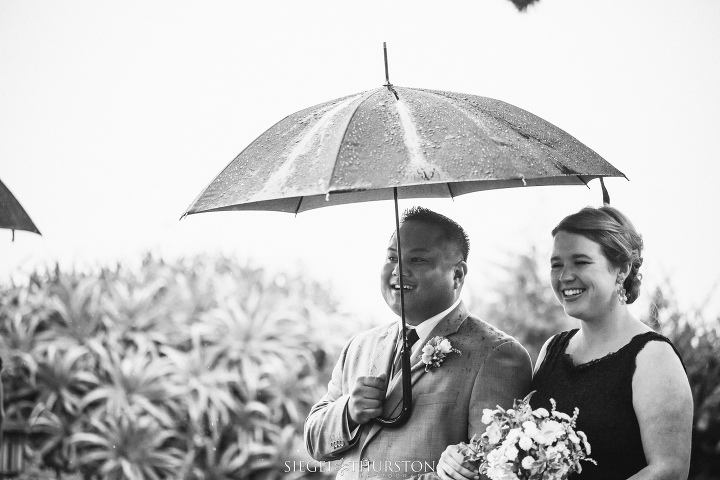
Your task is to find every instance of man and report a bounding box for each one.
[304,207,532,479]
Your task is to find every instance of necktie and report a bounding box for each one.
[392,327,420,378]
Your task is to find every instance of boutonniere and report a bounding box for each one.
[421,336,461,372]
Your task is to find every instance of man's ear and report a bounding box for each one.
[454,261,468,288]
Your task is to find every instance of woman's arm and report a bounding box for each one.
[629,341,693,480]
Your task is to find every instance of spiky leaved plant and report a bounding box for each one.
[2,255,362,479]
[71,413,186,480]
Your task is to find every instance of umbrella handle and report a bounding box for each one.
[374,335,413,428]
[373,187,413,428]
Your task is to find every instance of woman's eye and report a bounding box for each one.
[551,263,561,269]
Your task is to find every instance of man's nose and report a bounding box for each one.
[391,260,409,277]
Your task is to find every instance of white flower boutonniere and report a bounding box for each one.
[421,336,461,372]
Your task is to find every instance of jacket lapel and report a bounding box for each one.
[368,322,399,378]
[410,301,469,366]
[360,302,470,449]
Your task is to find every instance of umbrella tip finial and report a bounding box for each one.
[383,42,390,85]
[600,177,611,204]
[382,42,399,100]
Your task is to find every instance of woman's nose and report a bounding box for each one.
[559,266,575,281]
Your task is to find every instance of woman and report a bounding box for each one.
[436,206,693,480]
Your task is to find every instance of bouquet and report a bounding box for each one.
[460,392,594,480]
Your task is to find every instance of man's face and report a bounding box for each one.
[380,220,466,325]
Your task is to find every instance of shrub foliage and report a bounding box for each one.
[1,255,358,479]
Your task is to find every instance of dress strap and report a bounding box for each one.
[546,329,577,358]
[536,329,577,376]
[630,331,686,371]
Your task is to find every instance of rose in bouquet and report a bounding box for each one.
[460,392,594,480]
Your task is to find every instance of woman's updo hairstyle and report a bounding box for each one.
[552,206,644,304]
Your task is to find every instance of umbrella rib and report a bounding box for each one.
[412,88,509,160]
[418,89,622,180]
[446,182,455,200]
[181,112,295,217]
[183,92,371,217]
[326,88,385,192]
[419,89,561,149]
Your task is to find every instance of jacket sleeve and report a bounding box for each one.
[468,338,533,439]
[304,336,363,461]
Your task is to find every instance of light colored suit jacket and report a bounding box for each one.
[304,301,532,479]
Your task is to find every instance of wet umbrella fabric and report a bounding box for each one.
[182,85,625,427]
[184,86,624,216]
[0,178,41,239]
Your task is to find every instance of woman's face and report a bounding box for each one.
[550,231,622,322]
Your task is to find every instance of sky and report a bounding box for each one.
[1,0,719,324]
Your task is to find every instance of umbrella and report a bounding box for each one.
[0,178,41,240]
[183,86,621,215]
[182,44,625,427]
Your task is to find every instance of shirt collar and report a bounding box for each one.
[398,296,462,341]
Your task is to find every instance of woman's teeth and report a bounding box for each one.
[563,288,584,297]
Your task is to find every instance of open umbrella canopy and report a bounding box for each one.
[184,86,624,216]
[182,77,626,428]
[0,178,41,238]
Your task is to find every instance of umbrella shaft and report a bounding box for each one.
[393,187,407,335]
[371,187,412,428]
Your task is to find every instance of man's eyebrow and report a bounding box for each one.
[387,246,432,251]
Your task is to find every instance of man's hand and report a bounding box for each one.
[348,373,387,427]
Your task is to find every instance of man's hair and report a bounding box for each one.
[401,206,470,261]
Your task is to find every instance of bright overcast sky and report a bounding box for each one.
[2,0,719,322]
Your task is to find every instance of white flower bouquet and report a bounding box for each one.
[460,392,594,480]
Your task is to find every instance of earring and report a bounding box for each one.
[616,279,627,305]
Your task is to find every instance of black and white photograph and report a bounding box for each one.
[1,1,718,479]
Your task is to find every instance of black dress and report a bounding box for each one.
[531,329,683,480]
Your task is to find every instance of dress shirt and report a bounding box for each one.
[393,296,462,368]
